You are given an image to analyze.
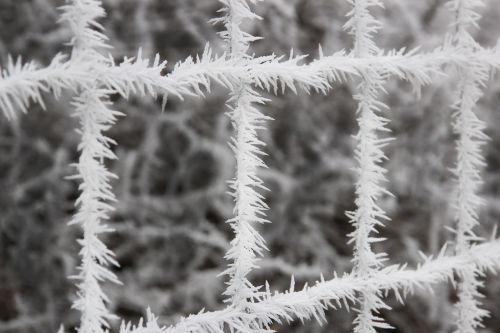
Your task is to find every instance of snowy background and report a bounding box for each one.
[1,0,500,332]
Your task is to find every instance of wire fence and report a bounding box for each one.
[1,1,500,333]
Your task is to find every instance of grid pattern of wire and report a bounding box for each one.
[1,1,500,333]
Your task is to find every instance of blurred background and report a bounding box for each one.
[1,0,500,332]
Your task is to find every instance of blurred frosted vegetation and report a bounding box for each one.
[1,1,500,332]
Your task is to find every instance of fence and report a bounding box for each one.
[1,0,500,333]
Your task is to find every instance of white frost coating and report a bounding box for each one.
[3,44,500,121]
[69,87,123,333]
[0,54,81,120]
[119,240,500,333]
[223,82,271,306]
[344,0,384,57]
[212,0,271,307]
[210,0,263,58]
[446,1,490,332]
[344,0,392,331]
[0,1,500,333]
[61,1,121,332]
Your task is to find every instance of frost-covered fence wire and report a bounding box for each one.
[1,0,500,333]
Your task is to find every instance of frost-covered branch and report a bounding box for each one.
[446,1,490,332]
